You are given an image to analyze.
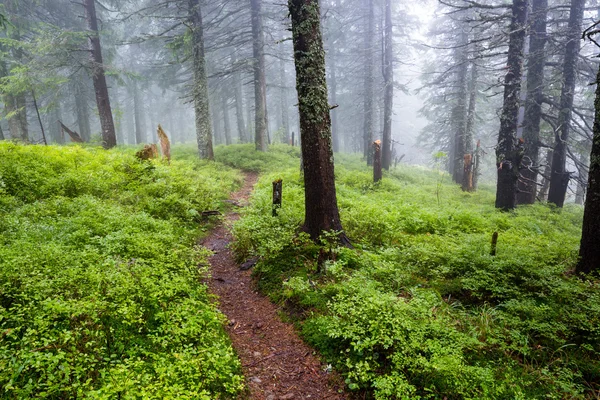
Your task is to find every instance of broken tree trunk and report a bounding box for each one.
[462,153,473,192]
[59,121,84,143]
[374,140,382,183]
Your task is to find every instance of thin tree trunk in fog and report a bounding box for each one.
[289,0,348,245]
[222,92,232,145]
[279,56,290,145]
[495,0,528,210]
[50,104,63,144]
[547,0,586,207]
[83,0,116,149]
[576,64,600,275]
[75,79,91,142]
[518,0,548,204]
[451,32,469,184]
[114,87,124,145]
[189,0,214,160]
[133,81,145,145]
[4,94,21,140]
[233,57,246,143]
[15,93,28,141]
[363,0,375,165]
[251,0,268,151]
[538,149,552,200]
[575,148,589,205]
[465,62,477,157]
[245,82,254,142]
[0,122,4,141]
[382,0,393,170]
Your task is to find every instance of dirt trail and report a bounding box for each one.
[202,172,347,400]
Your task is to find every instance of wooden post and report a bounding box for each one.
[490,231,499,256]
[373,140,382,182]
[272,179,282,216]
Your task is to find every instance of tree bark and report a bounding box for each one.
[495,0,528,210]
[289,0,348,245]
[547,0,586,207]
[251,0,268,151]
[373,140,382,182]
[83,0,116,149]
[517,0,548,204]
[189,0,214,160]
[577,64,600,275]
[363,0,375,165]
[575,149,588,205]
[382,0,393,170]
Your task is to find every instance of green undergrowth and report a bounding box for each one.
[228,144,600,399]
[0,143,244,398]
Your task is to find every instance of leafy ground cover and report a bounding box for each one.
[0,143,244,398]
[224,144,600,399]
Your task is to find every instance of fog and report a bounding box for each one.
[0,0,597,203]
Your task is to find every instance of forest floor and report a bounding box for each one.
[202,172,347,400]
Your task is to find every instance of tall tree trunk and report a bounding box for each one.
[233,57,246,143]
[495,0,528,210]
[518,0,548,204]
[251,0,268,151]
[289,0,348,245]
[451,32,469,183]
[465,62,477,157]
[462,62,478,191]
[575,149,588,205]
[576,64,600,275]
[133,81,145,145]
[75,79,91,142]
[245,82,254,142]
[363,0,375,165]
[538,148,553,200]
[4,94,21,139]
[83,0,116,149]
[15,93,28,141]
[280,56,290,144]
[50,104,63,144]
[189,0,214,159]
[382,0,393,170]
[222,91,232,145]
[547,0,586,207]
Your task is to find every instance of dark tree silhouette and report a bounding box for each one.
[495,0,528,210]
[577,60,600,275]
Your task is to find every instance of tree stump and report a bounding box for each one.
[373,140,382,183]
[272,179,282,216]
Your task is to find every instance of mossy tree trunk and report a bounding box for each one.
[517,0,548,204]
[547,0,586,207]
[189,0,214,160]
[233,55,246,143]
[251,0,268,152]
[495,0,528,210]
[577,64,600,275]
[289,0,349,245]
[83,0,116,149]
